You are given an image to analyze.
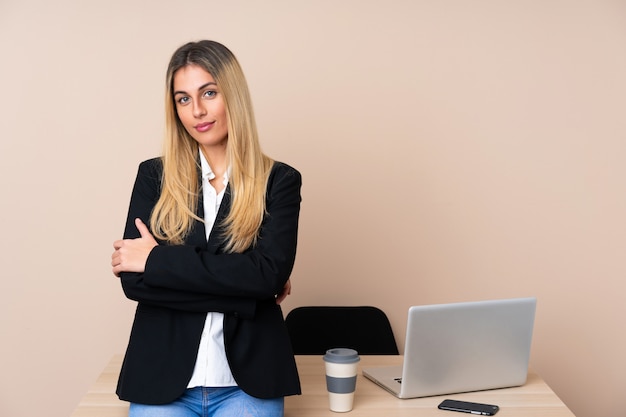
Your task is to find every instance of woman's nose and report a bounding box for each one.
[192,101,207,118]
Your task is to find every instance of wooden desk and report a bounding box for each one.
[71,355,574,417]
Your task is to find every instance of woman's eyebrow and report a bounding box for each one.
[173,82,217,96]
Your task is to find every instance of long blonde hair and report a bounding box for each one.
[151,40,274,253]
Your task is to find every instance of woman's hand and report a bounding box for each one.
[112,218,158,277]
[275,279,292,304]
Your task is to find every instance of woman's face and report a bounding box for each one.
[173,64,228,151]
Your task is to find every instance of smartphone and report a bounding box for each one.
[438,399,499,415]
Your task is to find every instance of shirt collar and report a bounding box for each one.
[199,150,230,185]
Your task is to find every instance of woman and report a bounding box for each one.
[111,40,302,417]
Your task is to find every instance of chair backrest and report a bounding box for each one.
[284,306,399,355]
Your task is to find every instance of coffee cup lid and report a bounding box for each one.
[323,348,360,363]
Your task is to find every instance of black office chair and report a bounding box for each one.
[284,306,399,355]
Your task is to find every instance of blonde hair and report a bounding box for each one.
[151,40,274,253]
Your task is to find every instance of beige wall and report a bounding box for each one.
[1,1,625,416]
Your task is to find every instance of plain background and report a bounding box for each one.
[1,1,624,417]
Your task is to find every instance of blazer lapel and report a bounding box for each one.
[185,187,209,249]
[206,184,232,254]
[172,159,232,253]
[163,161,231,253]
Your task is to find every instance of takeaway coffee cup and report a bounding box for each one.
[323,348,360,412]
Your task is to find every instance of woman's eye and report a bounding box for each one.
[203,90,217,98]
[177,96,190,105]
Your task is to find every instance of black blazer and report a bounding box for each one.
[116,158,302,404]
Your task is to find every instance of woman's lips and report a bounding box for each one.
[195,122,214,132]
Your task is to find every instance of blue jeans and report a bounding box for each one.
[128,387,284,417]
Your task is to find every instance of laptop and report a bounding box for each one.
[362,297,536,399]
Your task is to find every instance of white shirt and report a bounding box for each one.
[186,151,236,388]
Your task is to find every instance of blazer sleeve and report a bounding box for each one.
[117,158,256,318]
[142,162,302,300]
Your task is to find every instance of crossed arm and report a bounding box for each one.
[111,159,300,312]
[111,217,292,304]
